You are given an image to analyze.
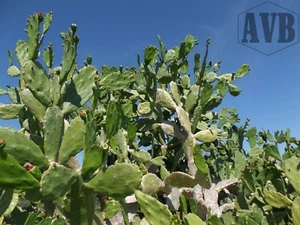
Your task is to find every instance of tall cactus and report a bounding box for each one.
[2,11,300,225]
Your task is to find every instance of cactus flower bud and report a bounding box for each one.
[79,111,86,118]
[86,56,92,65]
[0,139,6,150]
[101,196,108,203]
[74,35,79,44]
[24,163,34,171]
[71,23,77,33]
[37,12,43,22]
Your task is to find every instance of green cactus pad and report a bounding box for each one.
[102,198,121,219]
[85,163,142,199]
[22,60,51,106]
[264,190,293,208]
[193,144,209,175]
[165,172,197,188]
[40,162,78,201]
[185,85,199,113]
[82,144,106,177]
[128,149,152,164]
[194,128,218,143]
[228,83,242,96]
[0,150,39,190]
[20,88,46,121]
[106,101,122,139]
[7,65,20,76]
[180,75,190,89]
[292,196,300,225]
[170,81,182,106]
[43,43,54,68]
[156,88,177,111]
[235,64,250,78]
[176,106,191,134]
[59,27,77,83]
[157,63,172,84]
[51,75,61,106]
[234,151,247,178]
[15,40,29,65]
[65,177,95,225]
[0,104,24,119]
[283,156,300,195]
[137,102,151,115]
[141,173,164,195]
[62,66,97,114]
[135,190,172,225]
[0,127,48,168]
[99,70,134,91]
[26,13,40,60]
[184,213,205,225]
[42,12,53,34]
[44,107,64,161]
[58,116,84,164]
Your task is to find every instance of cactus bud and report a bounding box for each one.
[71,23,77,33]
[24,163,34,171]
[94,74,100,81]
[86,56,92,65]
[101,196,108,203]
[74,35,79,44]
[37,12,43,22]
[79,111,86,118]
[0,139,6,150]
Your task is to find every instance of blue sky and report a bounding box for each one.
[1,0,300,152]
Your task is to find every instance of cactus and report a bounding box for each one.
[184,214,205,225]
[0,127,48,168]
[20,88,46,121]
[263,190,293,208]
[40,162,77,200]
[141,173,164,195]
[58,116,84,164]
[62,65,97,114]
[44,107,64,161]
[0,142,39,190]
[283,156,300,195]
[82,144,106,177]
[0,104,24,119]
[21,60,51,106]
[15,40,29,65]
[85,163,142,199]
[135,190,172,225]
[5,11,300,225]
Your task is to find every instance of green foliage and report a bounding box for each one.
[1,11,299,225]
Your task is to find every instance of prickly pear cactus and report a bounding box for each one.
[1,11,299,225]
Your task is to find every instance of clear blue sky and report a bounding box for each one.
[1,0,300,151]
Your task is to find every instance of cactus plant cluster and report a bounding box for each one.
[0,12,300,225]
